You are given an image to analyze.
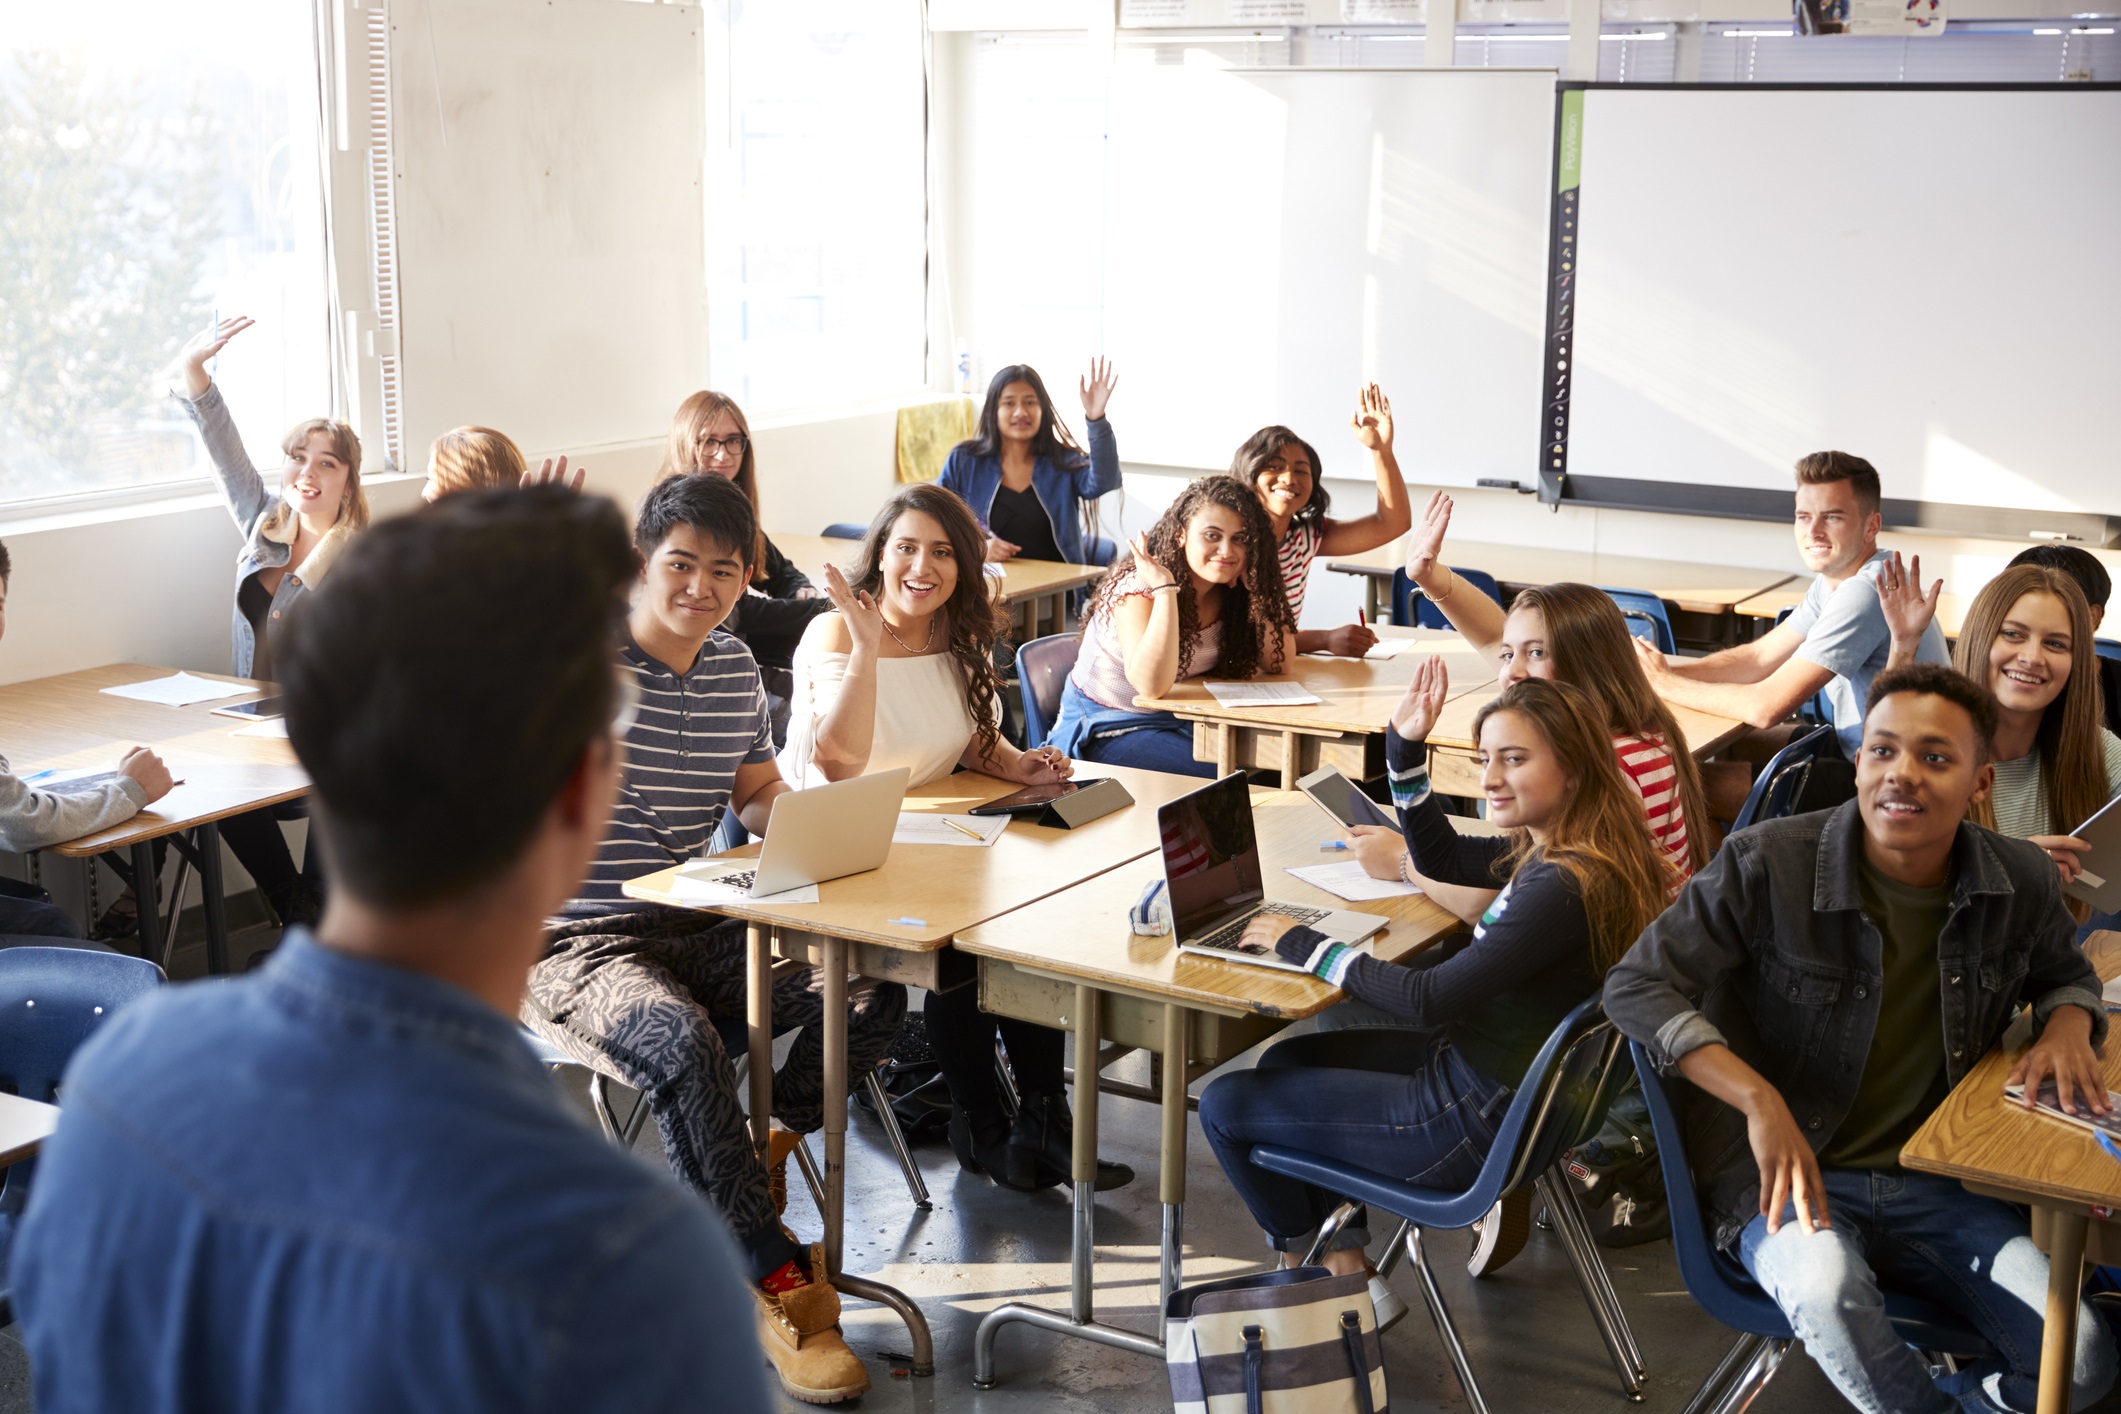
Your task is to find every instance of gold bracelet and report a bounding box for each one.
[1428,566,1459,603]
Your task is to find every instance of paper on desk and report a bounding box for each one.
[18,764,116,789]
[671,861,819,905]
[893,812,1008,847]
[232,718,291,739]
[99,673,252,707]
[2102,973,2121,1010]
[1362,637,1423,660]
[1204,681,1322,708]
[1284,861,1424,903]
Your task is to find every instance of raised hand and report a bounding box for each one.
[821,562,886,657]
[179,315,255,397]
[1080,356,1118,422]
[1389,654,1451,741]
[1405,490,1452,581]
[520,455,586,493]
[1130,531,1177,593]
[1876,551,1940,649]
[1349,383,1394,452]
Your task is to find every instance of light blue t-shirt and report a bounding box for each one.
[1784,550,1951,756]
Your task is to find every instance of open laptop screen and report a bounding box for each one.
[1158,773,1264,939]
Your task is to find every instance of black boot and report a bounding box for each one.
[1003,1091,1134,1192]
[947,1102,1011,1179]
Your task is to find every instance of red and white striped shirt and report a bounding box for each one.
[1275,521,1324,621]
[1612,732,1692,883]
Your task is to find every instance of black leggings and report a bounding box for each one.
[218,801,323,920]
[923,980,1065,1111]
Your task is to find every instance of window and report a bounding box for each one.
[704,0,928,418]
[0,0,333,508]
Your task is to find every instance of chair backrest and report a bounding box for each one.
[1391,565,1502,630]
[2097,638,2121,664]
[1729,722,1840,832]
[1600,587,1675,656]
[821,522,867,541]
[1483,996,1633,1202]
[1085,535,1119,568]
[0,947,163,1105]
[1015,633,1079,750]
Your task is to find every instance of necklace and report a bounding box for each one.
[881,612,936,655]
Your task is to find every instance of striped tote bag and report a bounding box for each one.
[1165,1266,1386,1414]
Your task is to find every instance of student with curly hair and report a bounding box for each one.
[1046,477,1297,778]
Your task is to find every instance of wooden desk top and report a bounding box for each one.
[0,1090,60,1169]
[770,533,1103,607]
[1138,630,1490,736]
[1326,539,1798,614]
[955,793,1463,1020]
[1425,682,1748,762]
[1737,582,1969,639]
[1901,931,2121,1210]
[621,760,1214,952]
[1,664,309,855]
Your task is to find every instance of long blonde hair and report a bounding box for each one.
[1509,583,1715,871]
[259,418,369,538]
[1475,678,1678,971]
[1953,565,2108,838]
[426,426,525,497]
[659,391,768,582]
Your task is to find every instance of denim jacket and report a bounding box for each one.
[1604,800,2105,1250]
[937,415,1120,567]
[176,384,354,679]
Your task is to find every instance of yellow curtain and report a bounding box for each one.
[895,397,978,485]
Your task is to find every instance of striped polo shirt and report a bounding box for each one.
[1612,732,1691,883]
[563,630,778,916]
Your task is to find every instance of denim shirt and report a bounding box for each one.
[12,931,771,1414]
[176,385,353,679]
[937,415,1121,567]
[1604,800,2105,1251]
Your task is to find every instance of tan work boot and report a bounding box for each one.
[767,1128,804,1215]
[755,1244,870,1404]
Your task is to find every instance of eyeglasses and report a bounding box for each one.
[695,433,747,459]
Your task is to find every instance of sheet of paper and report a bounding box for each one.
[671,862,818,906]
[99,672,253,707]
[232,718,291,739]
[893,812,1008,847]
[2102,973,2121,1009]
[1362,637,1423,660]
[17,764,116,789]
[1204,681,1322,708]
[1284,861,1423,903]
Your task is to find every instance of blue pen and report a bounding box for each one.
[21,768,58,784]
[2097,1132,2121,1168]
[1318,840,1349,852]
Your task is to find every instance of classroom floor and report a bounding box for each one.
[4,924,2117,1414]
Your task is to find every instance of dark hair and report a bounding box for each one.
[960,365,1087,470]
[634,469,759,569]
[846,483,1007,764]
[0,539,10,585]
[659,390,769,581]
[1229,426,1330,530]
[1864,662,1999,765]
[1794,450,1881,519]
[278,487,635,909]
[2008,544,2110,613]
[1082,476,1295,680]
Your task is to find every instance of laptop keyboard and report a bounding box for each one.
[1194,903,1332,952]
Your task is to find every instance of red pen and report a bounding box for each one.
[1357,607,1368,629]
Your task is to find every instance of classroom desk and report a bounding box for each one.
[1134,629,1492,787]
[2,664,307,973]
[1324,538,1797,633]
[1900,930,2121,1414]
[0,1091,60,1169]
[1736,581,1971,640]
[1422,684,1749,796]
[620,759,1210,1376]
[955,792,1465,1384]
[771,533,1104,640]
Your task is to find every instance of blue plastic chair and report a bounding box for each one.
[1247,997,1645,1408]
[0,946,164,1324]
[1015,633,1078,751]
[821,522,867,540]
[2096,639,2121,664]
[1085,535,1118,568]
[1628,1042,1993,1412]
[1391,565,1503,630]
[1729,723,1841,832]
[1601,587,1676,656]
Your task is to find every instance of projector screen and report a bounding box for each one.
[1551,85,2121,540]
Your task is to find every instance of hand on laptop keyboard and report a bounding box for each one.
[1198,904,1330,954]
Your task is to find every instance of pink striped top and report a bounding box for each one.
[1274,521,1324,621]
[1612,732,1692,882]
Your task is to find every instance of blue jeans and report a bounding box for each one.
[1077,722,1216,778]
[1740,1168,2116,1414]
[1199,1027,1511,1254]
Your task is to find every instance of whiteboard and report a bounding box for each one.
[1563,87,2121,519]
[391,0,706,462]
[1100,67,1557,485]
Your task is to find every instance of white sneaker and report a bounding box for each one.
[1367,1272,1409,1332]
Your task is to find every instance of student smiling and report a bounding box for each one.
[939,360,1121,568]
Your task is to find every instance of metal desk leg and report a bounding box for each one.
[1158,1003,1187,1314]
[813,935,934,1377]
[747,924,772,1159]
[197,821,230,975]
[974,983,1163,1388]
[129,841,164,970]
[1365,577,1386,625]
[2039,1210,2090,1414]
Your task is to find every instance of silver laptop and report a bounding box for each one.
[1163,772,1387,972]
[689,767,911,897]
